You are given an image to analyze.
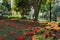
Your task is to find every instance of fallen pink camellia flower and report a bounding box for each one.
[29,30,34,36]
[45,33,49,38]
[8,22,16,27]
[10,31,14,36]
[15,36,23,40]
[25,24,30,29]
[0,37,4,40]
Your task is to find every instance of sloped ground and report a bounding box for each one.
[0,19,60,40]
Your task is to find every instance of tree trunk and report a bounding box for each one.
[49,2,52,22]
[33,6,40,21]
[33,0,42,21]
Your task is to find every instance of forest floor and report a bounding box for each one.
[0,19,60,40]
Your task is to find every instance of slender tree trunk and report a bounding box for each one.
[50,2,52,22]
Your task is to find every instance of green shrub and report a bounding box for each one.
[58,22,60,27]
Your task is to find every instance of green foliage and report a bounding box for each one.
[40,0,55,13]
[7,12,22,18]
[13,0,31,11]
[12,0,31,17]
[57,22,60,27]
[2,0,11,11]
[0,5,7,10]
[12,0,56,20]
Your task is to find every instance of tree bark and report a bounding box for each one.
[33,0,42,21]
[33,6,40,21]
